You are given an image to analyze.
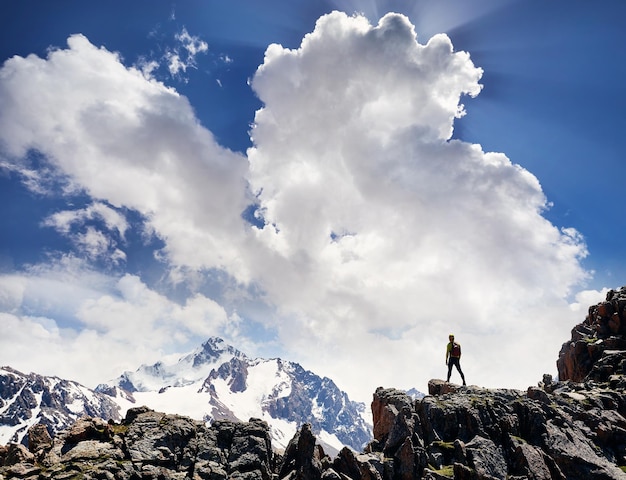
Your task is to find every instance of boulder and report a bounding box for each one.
[464,435,507,480]
[371,387,413,446]
[26,424,52,454]
[428,379,463,396]
[3,443,34,466]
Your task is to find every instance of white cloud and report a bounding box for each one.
[42,202,129,263]
[0,12,594,403]
[176,27,209,57]
[245,12,590,399]
[0,33,251,278]
[569,288,608,313]
[165,27,209,77]
[0,260,235,386]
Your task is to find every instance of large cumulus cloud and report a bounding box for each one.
[246,12,588,397]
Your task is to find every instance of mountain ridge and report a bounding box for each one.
[0,337,375,453]
[101,336,372,453]
[0,366,121,446]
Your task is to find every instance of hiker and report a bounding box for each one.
[446,334,466,385]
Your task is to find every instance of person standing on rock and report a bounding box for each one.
[446,334,466,385]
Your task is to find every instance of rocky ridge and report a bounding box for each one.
[2,286,626,479]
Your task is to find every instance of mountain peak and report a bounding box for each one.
[98,337,371,453]
[185,336,247,368]
[107,336,245,393]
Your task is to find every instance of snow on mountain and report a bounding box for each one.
[0,338,374,454]
[0,366,121,445]
[100,337,372,454]
[113,337,244,393]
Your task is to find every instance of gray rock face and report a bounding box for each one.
[365,384,626,480]
[0,407,276,480]
[2,382,626,479]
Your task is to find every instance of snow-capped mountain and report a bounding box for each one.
[98,337,372,453]
[0,366,121,445]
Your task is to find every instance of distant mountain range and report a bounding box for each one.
[0,366,120,445]
[1,337,380,454]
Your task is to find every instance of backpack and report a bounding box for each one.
[451,343,461,357]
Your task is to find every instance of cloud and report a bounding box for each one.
[165,27,209,77]
[43,202,128,237]
[0,33,251,277]
[245,12,590,399]
[42,202,129,263]
[0,12,592,402]
[0,258,235,385]
[569,288,607,314]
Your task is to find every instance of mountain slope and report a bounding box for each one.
[0,366,121,445]
[99,337,372,453]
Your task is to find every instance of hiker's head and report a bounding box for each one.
[449,334,454,341]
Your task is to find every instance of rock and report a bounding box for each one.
[370,387,413,446]
[428,379,463,396]
[3,444,34,466]
[508,437,553,480]
[464,435,507,480]
[5,462,40,478]
[331,447,361,480]
[26,424,52,454]
[558,286,626,382]
[1,406,276,480]
[124,409,197,468]
[64,416,112,445]
[227,418,274,480]
[277,423,326,480]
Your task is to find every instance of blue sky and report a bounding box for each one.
[1,0,624,403]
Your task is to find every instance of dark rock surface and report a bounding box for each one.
[3,386,625,479]
[558,286,626,383]
[1,406,277,480]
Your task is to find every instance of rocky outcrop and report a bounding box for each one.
[8,380,624,480]
[276,382,626,480]
[387,384,625,479]
[558,286,626,383]
[1,406,277,480]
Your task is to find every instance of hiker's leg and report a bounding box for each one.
[447,361,453,382]
[456,362,466,385]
